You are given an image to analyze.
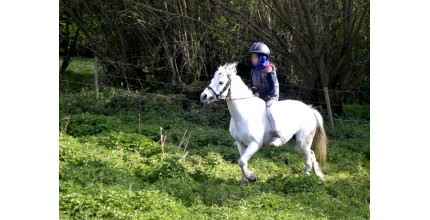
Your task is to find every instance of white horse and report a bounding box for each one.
[200,63,327,184]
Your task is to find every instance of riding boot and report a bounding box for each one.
[266,101,282,147]
[269,130,283,147]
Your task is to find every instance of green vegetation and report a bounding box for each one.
[60,86,369,219]
[60,0,369,111]
[59,0,370,216]
[59,57,94,81]
[59,57,95,93]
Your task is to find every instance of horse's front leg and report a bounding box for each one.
[234,141,246,156]
[234,141,247,184]
[238,142,260,185]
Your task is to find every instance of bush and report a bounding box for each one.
[181,81,209,100]
[65,113,119,136]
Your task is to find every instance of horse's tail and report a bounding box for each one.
[312,109,328,166]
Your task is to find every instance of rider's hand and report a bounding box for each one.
[264,96,273,101]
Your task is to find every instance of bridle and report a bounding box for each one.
[205,75,257,101]
[206,75,232,101]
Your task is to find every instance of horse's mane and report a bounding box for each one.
[218,62,252,96]
[218,62,239,76]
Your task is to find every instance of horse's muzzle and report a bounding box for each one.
[200,93,208,103]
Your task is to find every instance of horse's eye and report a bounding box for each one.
[219,81,224,85]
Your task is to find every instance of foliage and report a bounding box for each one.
[60,87,369,219]
[59,0,370,111]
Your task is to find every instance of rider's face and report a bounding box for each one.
[251,53,258,66]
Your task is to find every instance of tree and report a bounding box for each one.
[59,0,370,115]
[211,0,369,114]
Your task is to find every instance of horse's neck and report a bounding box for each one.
[227,100,244,122]
[229,75,252,98]
[226,76,257,122]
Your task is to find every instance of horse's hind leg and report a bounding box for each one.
[295,131,313,175]
[301,147,313,176]
[293,131,313,175]
[310,150,324,180]
[297,134,325,180]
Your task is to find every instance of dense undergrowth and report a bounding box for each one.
[59,87,369,219]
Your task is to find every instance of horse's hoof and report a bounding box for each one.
[246,173,257,182]
[304,171,311,176]
[240,179,249,185]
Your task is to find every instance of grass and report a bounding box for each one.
[59,86,370,219]
[60,57,95,80]
[60,57,95,93]
[59,58,370,219]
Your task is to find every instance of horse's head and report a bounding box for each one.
[200,62,238,104]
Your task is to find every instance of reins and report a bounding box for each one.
[225,95,257,100]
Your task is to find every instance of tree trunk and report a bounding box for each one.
[60,25,80,74]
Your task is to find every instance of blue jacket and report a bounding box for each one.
[251,64,279,101]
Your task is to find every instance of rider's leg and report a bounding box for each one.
[266,98,282,147]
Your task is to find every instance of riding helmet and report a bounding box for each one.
[248,42,270,57]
